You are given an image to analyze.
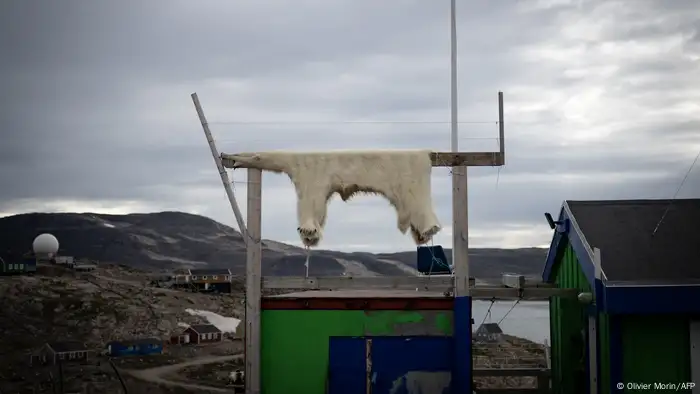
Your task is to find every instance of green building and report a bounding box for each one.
[260,289,457,394]
[543,199,700,394]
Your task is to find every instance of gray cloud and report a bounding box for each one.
[1,0,699,250]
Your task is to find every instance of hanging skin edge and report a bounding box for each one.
[225,149,442,247]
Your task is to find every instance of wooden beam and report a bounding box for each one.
[191,93,249,243]
[431,151,502,167]
[471,287,577,300]
[261,276,577,300]
[262,275,458,291]
[220,151,504,169]
[245,168,262,394]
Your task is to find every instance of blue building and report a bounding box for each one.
[106,338,164,357]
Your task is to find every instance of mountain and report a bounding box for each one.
[0,212,547,278]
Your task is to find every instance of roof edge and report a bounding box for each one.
[541,201,606,286]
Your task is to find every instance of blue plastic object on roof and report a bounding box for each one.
[416,245,451,275]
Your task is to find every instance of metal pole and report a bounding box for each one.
[191,93,249,243]
[450,0,458,153]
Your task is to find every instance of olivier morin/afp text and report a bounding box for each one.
[617,382,696,391]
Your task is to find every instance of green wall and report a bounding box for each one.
[621,315,691,393]
[549,241,611,394]
[260,309,453,394]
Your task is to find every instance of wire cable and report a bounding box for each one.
[652,147,700,236]
[497,299,521,325]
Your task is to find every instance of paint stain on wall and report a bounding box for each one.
[389,371,451,394]
[364,311,454,336]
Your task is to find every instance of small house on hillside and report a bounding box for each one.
[189,268,232,292]
[475,322,503,342]
[106,338,164,357]
[178,324,224,345]
[35,342,89,365]
[543,199,700,394]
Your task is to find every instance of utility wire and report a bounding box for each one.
[497,299,521,325]
[652,147,700,236]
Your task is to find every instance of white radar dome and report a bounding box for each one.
[33,233,59,256]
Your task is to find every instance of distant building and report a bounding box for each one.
[54,256,74,265]
[106,338,164,357]
[188,269,233,292]
[36,342,89,365]
[475,323,503,342]
[0,254,36,275]
[68,259,98,271]
[182,324,224,345]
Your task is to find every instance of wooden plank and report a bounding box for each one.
[245,168,262,394]
[191,93,249,242]
[261,276,576,299]
[431,152,503,167]
[220,151,504,169]
[471,287,577,300]
[498,92,505,164]
[452,166,469,296]
[262,275,455,291]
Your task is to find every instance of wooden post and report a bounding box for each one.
[589,247,602,394]
[449,0,472,392]
[498,91,505,165]
[245,168,262,394]
[191,92,249,242]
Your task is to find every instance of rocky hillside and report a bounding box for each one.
[0,212,547,278]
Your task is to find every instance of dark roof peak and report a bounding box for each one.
[188,324,222,334]
[47,341,88,353]
[477,322,503,334]
[565,198,700,282]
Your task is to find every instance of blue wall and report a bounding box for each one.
[107,341,163,356]
[327,336,453,394]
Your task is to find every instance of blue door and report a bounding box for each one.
[328,337,367,394]
[370,336,453,394]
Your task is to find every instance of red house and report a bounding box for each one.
[180,324,223,344]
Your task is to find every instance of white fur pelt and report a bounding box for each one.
[226,149,442,247]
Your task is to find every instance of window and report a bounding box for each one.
[202,275,208,280]
[224,275,229,280]
[69,353,74,360]
[9,264,15,270]
[191,276,197,280]
[212,275,218,280]
[59,353,65,360]
[19,263,23,270]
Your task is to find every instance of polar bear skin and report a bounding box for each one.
[226,149,442,247]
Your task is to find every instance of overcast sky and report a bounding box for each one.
[1,0,699,252]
